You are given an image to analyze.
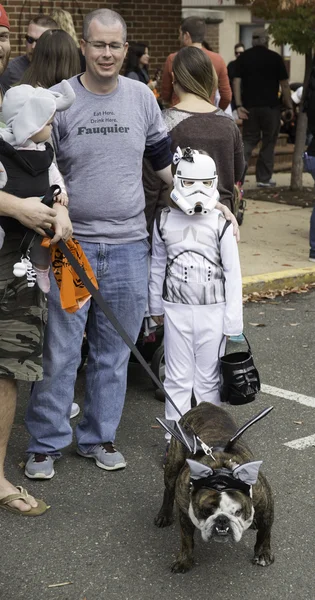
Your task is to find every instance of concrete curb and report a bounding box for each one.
[242,266,315,295]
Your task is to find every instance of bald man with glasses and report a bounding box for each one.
[0,13,57,92]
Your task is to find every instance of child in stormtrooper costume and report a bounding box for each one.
[149,147,243,438]
[0,80,75,292]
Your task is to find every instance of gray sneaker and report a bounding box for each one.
[25,453,56,479]
[77,443,126,471]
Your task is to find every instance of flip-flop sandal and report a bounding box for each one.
[0,486,49,516]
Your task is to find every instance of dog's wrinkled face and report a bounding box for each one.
[188,488,254,543]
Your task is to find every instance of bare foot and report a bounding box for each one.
[0,477,38,512]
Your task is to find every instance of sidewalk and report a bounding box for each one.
[239,172,315,295]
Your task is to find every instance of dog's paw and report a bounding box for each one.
[171,558,194,574]
[154,513,173,528]
[252,552,275,567]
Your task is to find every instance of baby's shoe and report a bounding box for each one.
[33,267,50,293]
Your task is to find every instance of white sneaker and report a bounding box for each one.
[70,402,80,419]
[257,180,276,188]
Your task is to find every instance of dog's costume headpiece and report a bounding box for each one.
[171,146,219,215]
[186,459,263,496]
[1,80,76,147]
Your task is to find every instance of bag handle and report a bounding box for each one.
[218,333,252,360]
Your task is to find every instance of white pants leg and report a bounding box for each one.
[163,301,195,429]
[193,303,226,406]
[163,302,226,440]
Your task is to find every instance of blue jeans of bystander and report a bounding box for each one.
[25,239,149,455]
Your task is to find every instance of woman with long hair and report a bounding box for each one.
[144,46,245,238]
[124,42,157,92]
[50,8,79,46]
[20,29,81,88]
[50,8,85,72]
[164,46,245,211]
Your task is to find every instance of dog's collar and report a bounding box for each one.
[190,467,251,497]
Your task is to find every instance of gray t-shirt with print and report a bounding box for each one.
[52,75,168,244]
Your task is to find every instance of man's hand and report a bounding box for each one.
[12,196,57,237]
[216,202,240,242]
[50,203,73,244]
[236,106,249,120]
[151,315,164,326]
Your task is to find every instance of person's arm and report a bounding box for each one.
[149,219,167,323]
[280,79,294,118]
[220,222,243,336]
[216,203,240,241]
[161,55,174,105]
[48,163,67,194]
[234,127,246,183]
[233,77,249,120]
[155,164,172,186]
[50,203,73,244]
[216,58,232,111]
[0,190,57,237]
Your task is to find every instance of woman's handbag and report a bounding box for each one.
[219,334,260,405]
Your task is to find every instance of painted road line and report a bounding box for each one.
[261,384,315,409]
[284,434,315,450]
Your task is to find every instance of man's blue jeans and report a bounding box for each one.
[25,239,149,455]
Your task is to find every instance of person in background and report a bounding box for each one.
[161,16,231,110]
[0,14,58,92]
[20,29,81,88]
[227,42,245,112]
[233,28,293,188]
[303,57,315,261]
[0,3,70,516]
[144,46,245,216]
[124,42,158,93]
[50,8,85,72]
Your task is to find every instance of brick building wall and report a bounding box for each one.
[205,23,219,53]
[3,0,182,73]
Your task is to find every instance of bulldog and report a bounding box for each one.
[155,402,274,573]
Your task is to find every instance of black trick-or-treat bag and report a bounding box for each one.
[219,335,260,405]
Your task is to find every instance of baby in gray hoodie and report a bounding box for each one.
[0,80,75,292]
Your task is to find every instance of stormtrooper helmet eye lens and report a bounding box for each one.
[203,180,213,188]
[182,179,195,187]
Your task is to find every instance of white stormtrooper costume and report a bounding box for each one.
[149,148,243,427]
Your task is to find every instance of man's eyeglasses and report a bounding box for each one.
[25,34,38,45]
[84,40,125,53]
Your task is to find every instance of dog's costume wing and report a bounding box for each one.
[156,418,202,453]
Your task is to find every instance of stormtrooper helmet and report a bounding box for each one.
[171,147,219,215]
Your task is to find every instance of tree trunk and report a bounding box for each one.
[290,50,313,190]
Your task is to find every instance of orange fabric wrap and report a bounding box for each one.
[42,237,99,313]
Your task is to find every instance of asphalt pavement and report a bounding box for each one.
[1,289,315,600]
